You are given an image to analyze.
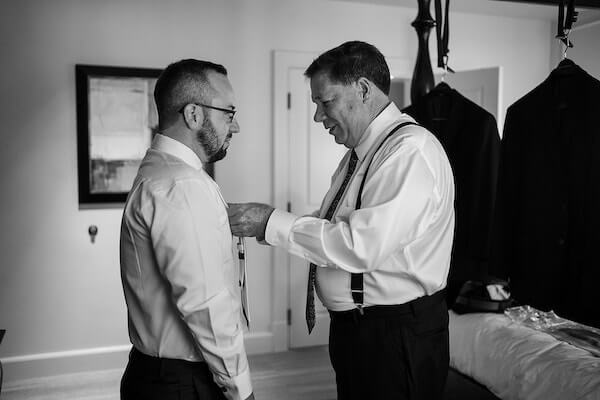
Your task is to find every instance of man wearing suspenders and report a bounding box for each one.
[229,41,455,400]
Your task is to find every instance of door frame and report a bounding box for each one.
[271,50,413,349]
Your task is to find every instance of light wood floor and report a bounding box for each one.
[1,345,498,400]
[1,346,336,400]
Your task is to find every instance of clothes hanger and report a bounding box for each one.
[554,0,578,75]
[430,60,453,96]
[433,64,452,93]
[556,29,576,71]
[430,0,453,121]
[432,0,453,94]
[428,57,452,121]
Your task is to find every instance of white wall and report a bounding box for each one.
[0,0,554,383]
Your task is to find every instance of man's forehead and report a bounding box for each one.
[207,72,232,91]
[207,72,235,103]
[310,74,345,99]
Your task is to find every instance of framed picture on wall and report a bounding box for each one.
[75,64,215,205]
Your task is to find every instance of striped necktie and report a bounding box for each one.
[306,150,359,333]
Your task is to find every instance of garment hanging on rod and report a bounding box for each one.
[490,42,600,328]
[403,89,501,306]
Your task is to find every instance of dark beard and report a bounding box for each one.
[196,115,228,163]
[208,146,227,163]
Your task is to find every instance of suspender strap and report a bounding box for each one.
[351,121,419,309]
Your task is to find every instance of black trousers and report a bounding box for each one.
[120,348,227,400]
[329,291,449,400]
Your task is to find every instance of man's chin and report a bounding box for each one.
[208,148,228,163]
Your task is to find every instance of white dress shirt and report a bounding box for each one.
[120,134,252,400]
[266,103,455,311]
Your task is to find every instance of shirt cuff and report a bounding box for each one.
[265,208,297,248]
[214,368,253,400]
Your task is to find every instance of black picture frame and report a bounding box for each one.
[75,64,215,205]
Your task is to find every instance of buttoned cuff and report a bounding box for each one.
[265,208,297,248]
[214,369,253,400]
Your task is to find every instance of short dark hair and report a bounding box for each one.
[154,59,228,127]
[304,41,390,95]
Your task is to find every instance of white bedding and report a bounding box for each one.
[449,310,600,400]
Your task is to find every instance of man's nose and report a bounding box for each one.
[313,105,326,123]
[230,118,240,133]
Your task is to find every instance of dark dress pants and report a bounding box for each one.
[120,347,227,400]
[329,291,449,400]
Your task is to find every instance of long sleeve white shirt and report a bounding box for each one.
[266,103,455,311]
[120,134,252,400]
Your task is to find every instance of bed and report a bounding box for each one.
[448,310,600,400]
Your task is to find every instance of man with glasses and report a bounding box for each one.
[120,59,254,400]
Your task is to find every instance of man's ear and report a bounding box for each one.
[181,103,203,129]
[356,77,372,103]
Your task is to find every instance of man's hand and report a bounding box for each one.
[228,202,275,240]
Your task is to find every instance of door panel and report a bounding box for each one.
[288,67,345,348]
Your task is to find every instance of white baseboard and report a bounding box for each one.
[245,330,275,354]
[271,319,288,352]
[2,344,130,387]
[1,331,275,386]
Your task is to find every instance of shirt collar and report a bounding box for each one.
[354,102,410,162]
[151,134,204,170]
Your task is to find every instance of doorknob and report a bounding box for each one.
[88,225,98,243]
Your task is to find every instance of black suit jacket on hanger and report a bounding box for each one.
[404,88,501,304]
[491,63,600,328]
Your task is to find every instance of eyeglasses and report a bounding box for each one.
[179,103,236,122]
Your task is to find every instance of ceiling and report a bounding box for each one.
[335,0,600,25]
